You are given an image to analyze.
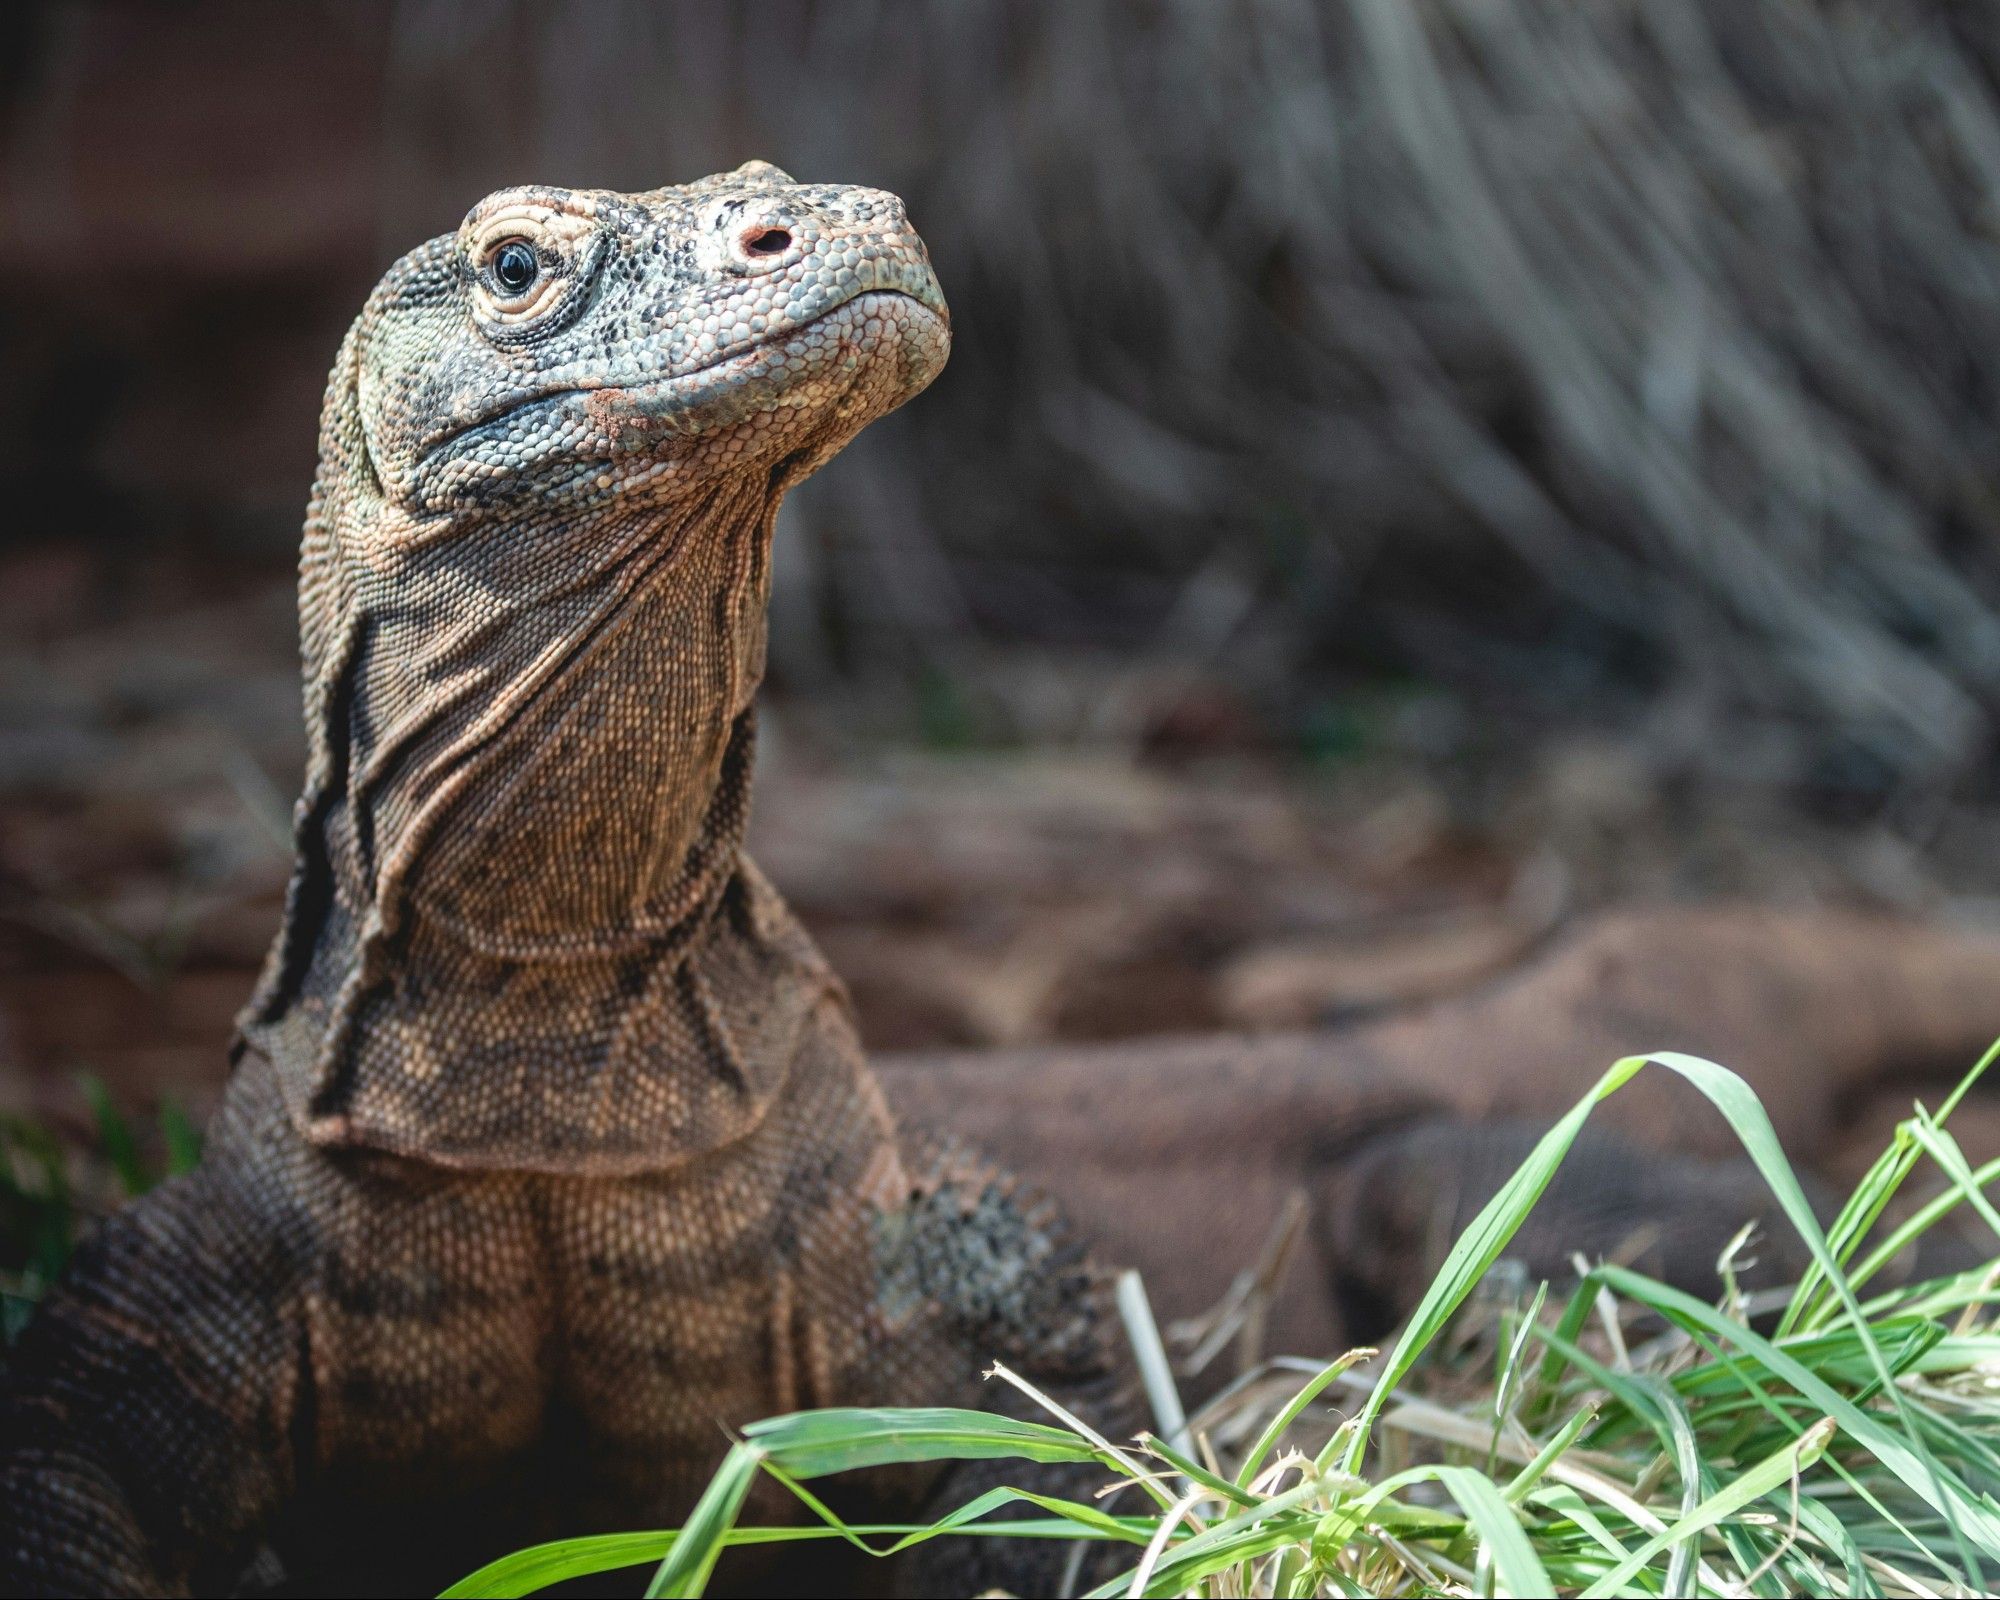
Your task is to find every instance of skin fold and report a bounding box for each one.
[2,163,1996,1597]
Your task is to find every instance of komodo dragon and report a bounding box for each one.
[4,162,2000,1598]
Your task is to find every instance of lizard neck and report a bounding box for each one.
[240,457,843,1173]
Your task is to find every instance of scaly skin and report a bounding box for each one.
[5,161,2000,1596]
[0,161,1119,1598]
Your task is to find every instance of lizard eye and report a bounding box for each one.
[490,240,540,296]
[461,199,603,339]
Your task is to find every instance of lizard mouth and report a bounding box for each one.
[586,289,950,444]
[417,289,949,479]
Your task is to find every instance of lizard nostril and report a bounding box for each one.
[741,226,792,257]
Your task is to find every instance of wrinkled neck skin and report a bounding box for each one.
[240,426,843,1174]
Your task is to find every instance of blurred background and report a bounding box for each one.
[5,0,2000,1141]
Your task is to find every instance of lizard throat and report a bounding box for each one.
[238,472,841,1175]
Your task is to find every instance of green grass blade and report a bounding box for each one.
[1500,1401,1598,1504]
[442,1516,1139,1599]
[1332,1460,1557,1594]
[1236,1348,1372,1490]
[1677,1322,1953,1585]
[1579,1417,1834,1597]
[1599,1264,2000,1557]
[1100,1519,1323,1599]
[764,1463,1152,1556]
[1428,1465,1556,1597]
[1530,1272,1613,1417]
[1522,1483,1637,1565]
[78,1075,148,1197]
[740,1405,1100,1477]
[1336,1054,1647,1474]
[644,1442,761,1598]
[1846,1158,2000,1300]
[1096,1476,1332,1597]
[1140,1433,1261,1507]
[441,1532,675,1598]
[1628,1373,1706,1600]
[1906,1112,2000,1242]
[1787,1495,1882,1600]
[159,1097,202,1175]
[1641,1050,1991,1585]
[1787,1036,2000,1334]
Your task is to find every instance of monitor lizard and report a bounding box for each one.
[4,161,1998,1597]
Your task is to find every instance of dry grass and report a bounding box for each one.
[373,1,2000,799]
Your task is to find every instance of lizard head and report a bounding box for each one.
[346,159,949,517]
